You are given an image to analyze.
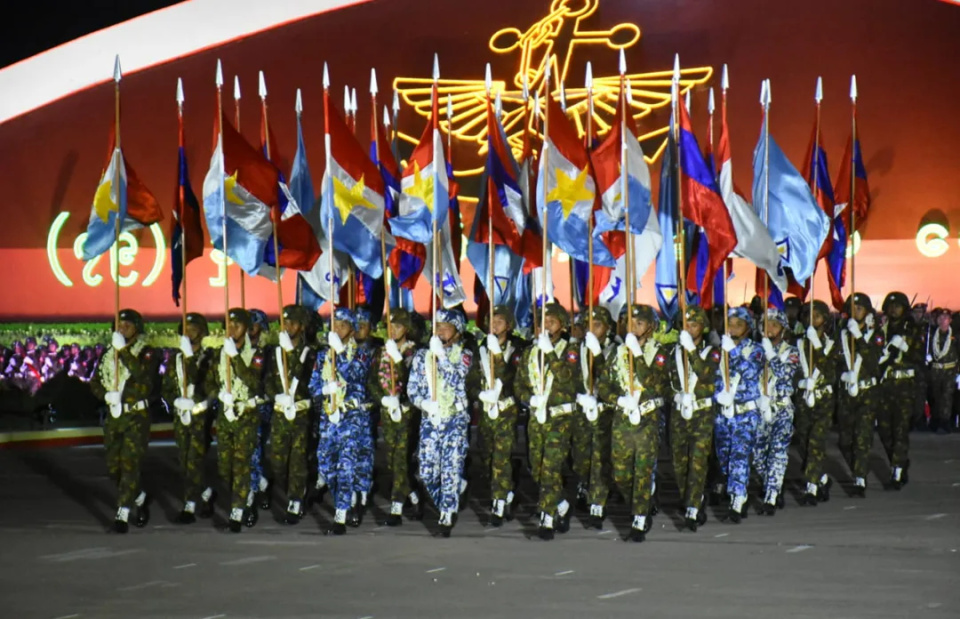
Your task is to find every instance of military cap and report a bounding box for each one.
[684,305,709,327]
[388,308,414,332]
[355,306,374,325]
[728,306,755,330]
[765,308,789,330]
[493,305,517,330]
[178,312,209,337]
[882,291,910,313]
[844,292,874,314]
[436,308,466,333]
[803,300,831,320]
[118,308,144,333]
[543,302,570,328]
[587,306,616,333]
[333,307,358,329]
[783,296,802,310]
[282,304,311,325]
[227,308,252,329]
[629,304,659,327]
[248,309,269,331]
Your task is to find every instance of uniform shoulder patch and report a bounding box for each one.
[143,349,153,360]
[874,334,884,347]
[654,353,666,367]
[566,349,579,363]
[252,355,263,369]
[710,350,722,363]
[358,351,369,364]
[462,353,472,367]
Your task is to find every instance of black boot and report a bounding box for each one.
[176,509,196,524]
[799,492,818,506]
[817,478,832,503]
[538,526,555,541]
[775,493,785,510]
[327,522,347,535]
[243,507,258,528]
[134,499,150,528]
[257,490,271,511]
[284,500,303,525]
[685,517,698,532]
[228,520,242,533]
[198,490,217,519]
[556,510,571,534]
[347,505,363,528]
[727,498,742,524]
[113,512,129,534]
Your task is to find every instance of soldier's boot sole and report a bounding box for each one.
[243,508,258,528]
[817,478,833,502]
[176,511,196,524]
[488,514,503,528]
[628,528,646,543]
[327,523,347,535]
[379,515,403,527]
[538,527,555,541]
[112,520,129,534]
[685,517,698,532]
[198,492,217,519]
[438,525,453,538]
[134,504,150,528]
[228,520,242,533]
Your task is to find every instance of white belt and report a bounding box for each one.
[549,403,576,417]
[736,400,758,413]
[693,397,714,412]
[884,368,915,381]
[812,384,833,402]
[858,377,878,390]
[124,399,149,413]
[498,396,517,410]
[274,399,312,414]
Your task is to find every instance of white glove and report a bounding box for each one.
[840,371,854,384]
[180,335,194,359]
[679,330,697,353]
[385,339,403,363]
[178,408,192,426]
[534,407,547,424]
[624,333,642,356]
[628,409,641,425]
[716,390,734,407]
[321,381,341,396]
[329,410,341,424]
[479,379,503,405]
[721,334,736,353]
[584,332,602,356]
[429,335,446,358]
[222,337,238,358]
[804,391,816,407]
[758,394,772,416]
[219,390,235,407]
[278,331,295,352]
[761,338,776,361]
[806,326,822,350]
[381,395,401,411]
[847,381,860,398]
[537,332,554,354]
[798,378,811,390]
[617,393,639,412]
[328,331,345,354]
[678,392,694,409]
[486,333,502,355]
[275,393,293,408]
[112,331,127,350]
[762,407,773,424]
[174,397,194,412]
[890,335,908,352]
[530,394,546,410]
[486,405,500,420]
[847,319,862,339]
[577,394,599,421]
[420,399,440,417]
[721,405,734,419]
[104,391,121,406]
[864,313,875,328]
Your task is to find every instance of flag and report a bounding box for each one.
[831,123,871,308]
[447,160,462,272]
[391,86,449,244]
[752,116,831,286]
[655,121,680,320]
[289,111,317,223]
[319,98,390,279]
[299,233,349,308]
[467,168,524,307]
[82,136,162,260]
[537,94,614,267]
[677,98,737,301]
[170,116,204,306]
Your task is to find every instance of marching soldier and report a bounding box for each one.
[596,304,668,542]
[247,308,273,511]
[714,306,764,523]
[474,305,525,527]
[354,306,381,511]
[209,308,265,532]
[928,309,959,434]
[795,300,840,505]
[754,309,800,514]
[516,302,583,540]
[577,306,619,530]
[838,293,885,497]
[877,292,924,488]
[162,313,217,523]
[407,309,478,537]
[91,309,159,533]
[310,308,375,534]
[671,305,721,531]
[266,305,317,524]
[369,308,422,526]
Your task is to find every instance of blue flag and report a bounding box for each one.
[655,121,679,320]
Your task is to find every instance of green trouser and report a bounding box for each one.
[478,405,517,502]
[586,408,614,506]
[104,410,151,509]
[569,412,591,482]
[528,413,573,516]
[669,408,714,510]
[217,410,258,512]
[611,410,659,516]
[876,378,914,469]
[174,408,209,505]
[382,410,417,503]
[930,368,956,429]
[268,408,310,502]
[838,388,877,480]
[794,396,832,486]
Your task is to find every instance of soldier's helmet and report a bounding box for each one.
[882,291,910,314]
[355,306,375,326]
[436,308,466,333]
[333,307,358,330]
[783,296,802,312]
[248,309,269,332]
[542,302,570,328]
[282,304,311,326]
[227,308,252,329]
[802,300,831,321]
[684,305,709,328]
[765,308,790,330]
[388,308,414,334]
[493,305,517,330]
[588,306,616,334]
[843,292,874,315]
[118,308,144,334]
[728,306,755,330]
[179,313,210,338]
[629,304,660,330]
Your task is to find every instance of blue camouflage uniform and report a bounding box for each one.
[353,307,380,496]
[753,310,800,507]
[715,308,764,506]
[309,309,375,517]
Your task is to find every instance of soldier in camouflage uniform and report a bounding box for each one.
[795,300,840,506]
[928,309,959,434]
[877,292,924,489]
[515,303,582,540]
[91,309,160,534]
[838,293,885,497]
[208,308,265,533]
[407,309,479,537]
[353,306,381,513]
[754,309,800,514]
[368,308,422,526]
[577,306,620,529]
[162,313,217,524]
[310,308,375,534]
[595,304,668,542]
[266,305,317,525]
[671,305,721,531]
[473,305,525,527]
[247,309,273,511]
[714,306,764,523]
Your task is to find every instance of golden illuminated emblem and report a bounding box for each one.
[393,0,713,178]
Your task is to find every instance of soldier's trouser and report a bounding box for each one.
[930,369,956,430]
[419,413,469,512]
[528,413,573,517]
[569,412,591,482]
[217,411,258,512]
[610,410,659,516]
[478,405,517,501]
[382,410,415,503]
[104,410,151,509]
[354,408,375,495]
[714,409,759,498]
[670,408,714,509]
[587,408,614,506]
[174,408,209,505]
[795,397,832,486]
[838,390,876,479]
[249,403,272,494]
[269,408,310,503]
[876,380,913,469]
[317,409,370,511]
[753,403,794,496]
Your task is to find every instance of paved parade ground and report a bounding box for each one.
[1,432,958,619]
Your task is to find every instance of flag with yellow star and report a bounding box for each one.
[536,93,614,267]
[318,98,390,279]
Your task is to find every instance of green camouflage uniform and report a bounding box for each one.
[582,337,618,507]
[928,323,959,431]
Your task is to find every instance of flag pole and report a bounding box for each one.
[322,63,338,411]
[177,78,189,399]
[720,66,730,391]
[560,81,575,314]
[619,56,636,395]
[431,54,440,403]
[761,78,772,396]
[538,58,554,396]
[112,55,122,392]
[586,60,597,394]
[848,75,858,364]
[345,85,356,309]
[295,89,304,306]
[530,88,540,334]
[233,76,246,310]
[809,76,823,374]
[485,65,497,388]
[217,61,233,393]
[673,55,690,391]
[260,71,289,386]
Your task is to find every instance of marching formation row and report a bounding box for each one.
[93,290,957,540]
